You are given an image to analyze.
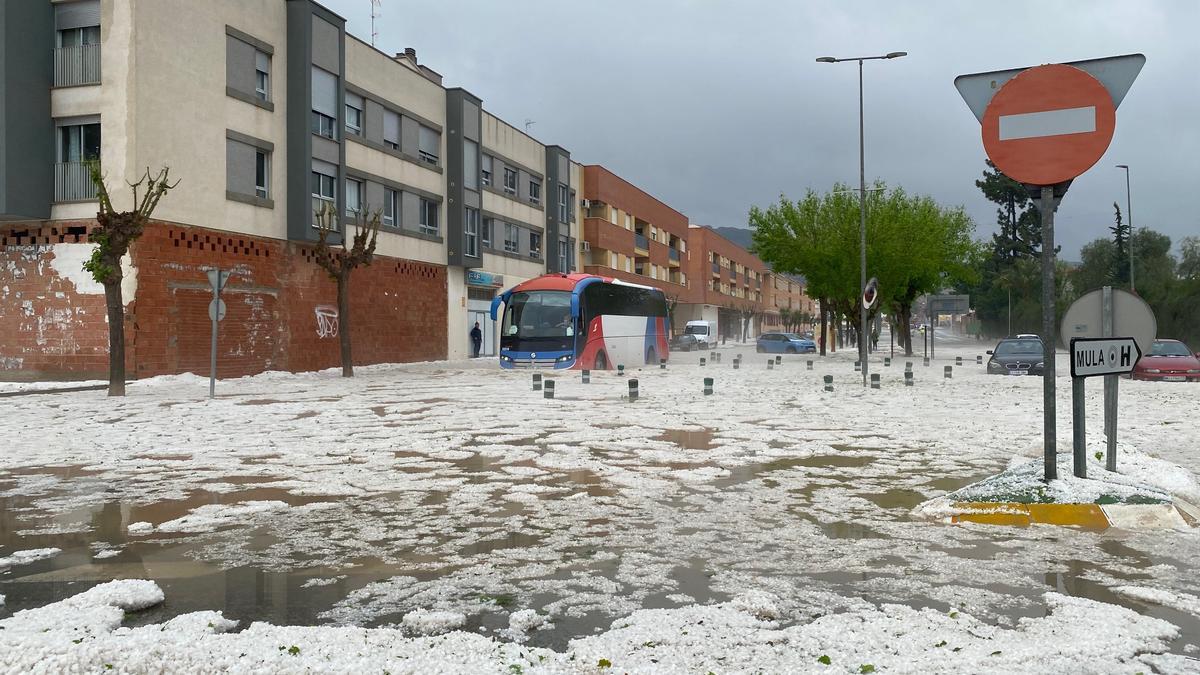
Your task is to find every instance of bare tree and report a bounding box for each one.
[664,293,680,338]
[313,204,381,377]
[84,164,179,396]
[736,303,758,342]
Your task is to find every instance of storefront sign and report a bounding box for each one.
[467,271,504,288]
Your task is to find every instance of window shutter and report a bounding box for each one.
[383,110,400,145]
[418,126,438,157]
[345,91,363,110]
[311,66,337,117]
[55,1,100,30]
[255,50,269,73]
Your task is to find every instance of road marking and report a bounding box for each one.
[998,105,1096,140]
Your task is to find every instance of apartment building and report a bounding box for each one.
[0,0,580,380]
[681,225,768,340]
[762,273,817,332]
[580,165,690,303]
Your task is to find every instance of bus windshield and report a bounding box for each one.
[501,291,574,350]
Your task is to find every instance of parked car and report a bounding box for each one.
[1132,339,1200,382]
[756,332,817,354]
[683,320,718,349]
[985,337,1045,376]
[670,333,701,352]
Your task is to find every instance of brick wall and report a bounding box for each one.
[0,220,448,381]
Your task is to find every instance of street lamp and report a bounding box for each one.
[817,51,907,387]
[1115,164,1135,293]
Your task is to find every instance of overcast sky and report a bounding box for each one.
[327,0,1198,259]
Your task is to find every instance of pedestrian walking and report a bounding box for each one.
[470,322,483,358]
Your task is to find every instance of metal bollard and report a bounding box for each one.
[768,360,774,370]
[703,377,713,395]
[628,378,639,401]
[532,373,542,391]
[854,361,861,372]
[807,360,814,370]
[660,358,667,370]
[905,361,913,372]
[700,357,707,367]
[905,371,914,386]
[775,355,782,365]
[823,374,833,392]
[733,358,740,370]
[544,380,555,399]
[976,355,983,364]
[618,364,625,376]
[711,351,717,362]
[956,356,963,366]
[884,357,891,367]
[581,369,590,384]
[944,365,953,379]
[871,373,880,389]
[923,357,930,367]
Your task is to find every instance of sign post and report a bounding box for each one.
[206,268,232,399]
[956,53,1144,482]
[1069,337,1141,478]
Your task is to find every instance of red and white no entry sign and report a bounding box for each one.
[981,63,1116,186]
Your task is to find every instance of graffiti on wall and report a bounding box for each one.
[315,305,339,338]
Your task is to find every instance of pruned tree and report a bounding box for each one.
[665,293,680,337]
[736,303,757,342]
[85,164,179,396]
[313,203,381,377]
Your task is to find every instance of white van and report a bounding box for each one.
[684,320,718,349]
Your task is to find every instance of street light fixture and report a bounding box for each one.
[816,51,907,387]
[1115,164,1135,293]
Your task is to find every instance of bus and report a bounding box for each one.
[490,273,669,370]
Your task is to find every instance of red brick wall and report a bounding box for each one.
[0,220,448,381]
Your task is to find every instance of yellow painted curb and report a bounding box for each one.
[950,502,1109,529]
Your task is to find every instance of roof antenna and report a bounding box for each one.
[525,119,535,133]
[370,0,382,47]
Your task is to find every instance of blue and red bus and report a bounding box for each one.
[490,273,670,369]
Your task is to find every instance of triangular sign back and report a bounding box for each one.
[955,53,1145,123]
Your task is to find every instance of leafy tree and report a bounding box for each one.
[1178,236,1200,281]
[313,204,381,377]
[1073,238,1116,295]
[85,164,179,396]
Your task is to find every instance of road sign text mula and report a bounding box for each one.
[1070,337,1140,378]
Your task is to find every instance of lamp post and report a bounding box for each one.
[817,51,907,387]
[1115,164,1135,293]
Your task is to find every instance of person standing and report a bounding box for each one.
[470,322,483,358]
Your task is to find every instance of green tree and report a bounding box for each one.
[1109,202,1129,285]
[1178,236,1200,281]
[1072,238,1116,296]
[976,159,1042,262]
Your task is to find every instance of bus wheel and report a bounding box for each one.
[594,351,608,370]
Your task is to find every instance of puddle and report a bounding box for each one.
[863,489,927,510]
[293,411,321,420]
[238,399,285,406]
[792,454,874,468]
[655,428,717,451]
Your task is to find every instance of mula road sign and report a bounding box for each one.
[1070,337,1140,378]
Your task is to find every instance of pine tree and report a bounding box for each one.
[1109,201,1130,285]
[975,160,1042,262]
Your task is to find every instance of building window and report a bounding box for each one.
[559,239,569,272]
[384,188,398,227]
[464,139,478,190]
[482,217,492,248]
[311,66,338,140]
[465,207,480,258]
[383,110,400,150]
[503,167,517,195]
[481,155,492,186]
[504,223,519,253]
[345,178,362,216]
[254,51,270,101]
[55,119,101,202]
[558,185,569,222]
[529,232,541,258]
[311,168,336,227]
[255,150,269,198]
[345,92,363,136]
[418,125,439,165]
[528,179,541,205]
[419,198,439,236]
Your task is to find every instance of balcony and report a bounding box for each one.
[54,162,98,202]
[53,44,101,87]
[634,233,649,252]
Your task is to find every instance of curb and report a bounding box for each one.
[949,501,1190,530]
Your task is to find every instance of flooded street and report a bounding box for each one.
[4,346,1199,662]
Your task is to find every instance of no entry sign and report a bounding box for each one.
[982,64,1115,185]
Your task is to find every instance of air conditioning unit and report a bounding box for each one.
[581,241,591,252]
[581,199,591,209]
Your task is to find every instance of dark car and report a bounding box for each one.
[756,332,817,354]
[986,337,1045,376]
[1132,339,1200,382]
[670,333,700,352]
